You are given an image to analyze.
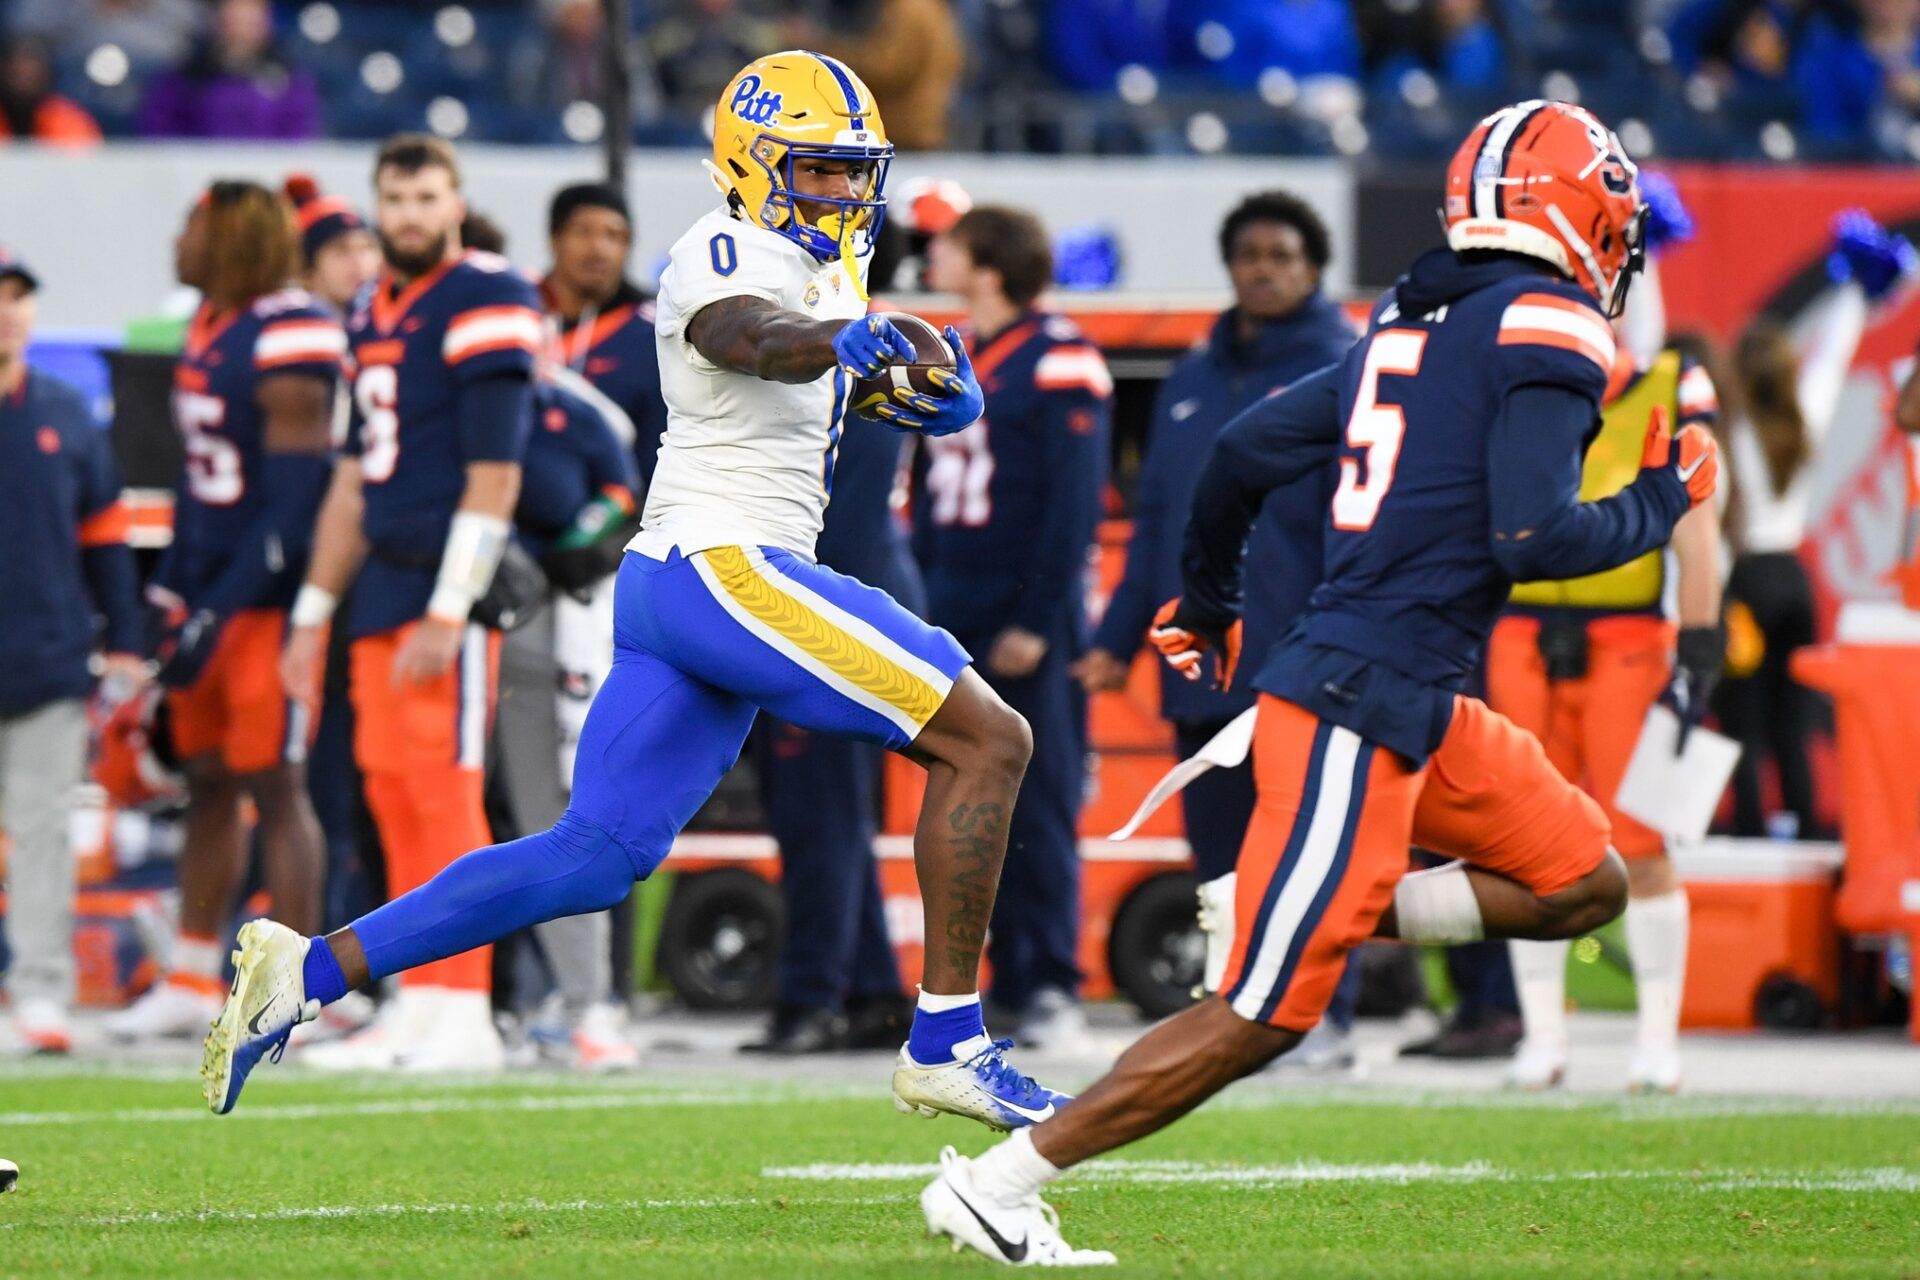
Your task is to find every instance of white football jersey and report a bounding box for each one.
[631,205,868,560]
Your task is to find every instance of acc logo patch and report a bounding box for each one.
[803,281,821,309]
[729,75,784,127]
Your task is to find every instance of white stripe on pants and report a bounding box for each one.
[0,698,88,1007]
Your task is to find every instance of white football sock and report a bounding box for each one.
[916,987,981,1013]
[1510,938,1571,1047]
[1624,890,1689,1053]
[172,932,224,983]
[969,1129,1061,1203]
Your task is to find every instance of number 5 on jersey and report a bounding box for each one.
[356,364,401,483]
[1332,329,1426,531]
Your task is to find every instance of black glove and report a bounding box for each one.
[1662,624,1724,751]
[154,607,226,690]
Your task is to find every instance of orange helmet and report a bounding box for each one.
[1443,100,1646,315]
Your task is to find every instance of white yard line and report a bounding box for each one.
[0,1196,754,1231]
[0,1088,854,1127]
[763,1158,1920,1194]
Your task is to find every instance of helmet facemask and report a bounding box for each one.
[751,134,892,297]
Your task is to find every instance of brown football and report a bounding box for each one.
[847,312,958,423]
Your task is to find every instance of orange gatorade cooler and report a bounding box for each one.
[1792,604,1920,1040]
[1674,839,1843,1030]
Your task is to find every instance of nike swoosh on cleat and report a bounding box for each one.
[246,1002,275,1037]
[993,1097,1056,1125]
[950,1183,1027,1263]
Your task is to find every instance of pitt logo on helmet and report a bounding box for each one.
[706,51,893,297]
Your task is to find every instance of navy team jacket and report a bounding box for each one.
[0,368,141,716]
[1093,295,1354,723]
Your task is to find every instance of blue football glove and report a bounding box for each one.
[154,606,226,690]
[1638,171,1694,256]
[832,314,913,380]
[1827,208,1918,303]
[868,326,985,438]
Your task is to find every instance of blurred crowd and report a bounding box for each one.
[3,0,1920,159]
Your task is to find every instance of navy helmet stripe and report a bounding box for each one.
[813,53,866,130]
[1256,739,1373,1024]
[1224,720,1333,1009]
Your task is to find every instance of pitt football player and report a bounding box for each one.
[921,102,1721,1267]
[205,54,1069,1134]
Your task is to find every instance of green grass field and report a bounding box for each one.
[2,1064,1917,1278]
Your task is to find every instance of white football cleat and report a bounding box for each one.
[921,1146,1115,1267]
[1627,1043,1682,1095]
[105,979,223,1041]
[1505,1036,1568,1092]
[892,1035,1072,1131]
[10,997,73,1056]
[303,988,432,1071]
[396,990,504,1074]
[572,1002,640,1072]
[201,920,316,1114]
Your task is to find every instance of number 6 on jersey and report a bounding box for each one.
[1332,328,1426,531]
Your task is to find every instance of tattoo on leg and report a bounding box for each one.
[944,802,1002,980]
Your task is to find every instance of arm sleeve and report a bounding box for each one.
[1180,366,1344,631]
[1010,384,1110,635]
[459,373,536,465]
[74,428,141,653]
[1487,380,1691,581]
[1091,393,1176,660]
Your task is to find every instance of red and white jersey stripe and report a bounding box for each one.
[444,305,545,365]
[1495,292,1615,374]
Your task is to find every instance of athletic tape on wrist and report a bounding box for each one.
[291,584,338,628]
[428,510,510,623]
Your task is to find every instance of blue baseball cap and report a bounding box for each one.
[0,246,39,293]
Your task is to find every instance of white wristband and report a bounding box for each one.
[427,510,510,623]
[291,584,338,628]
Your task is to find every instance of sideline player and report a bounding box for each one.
[205,53,1067,1130]
[107,183,341,1041]
[918,102,1721,1265]
[278,135,545,1072]
[1491,184,1724,1092]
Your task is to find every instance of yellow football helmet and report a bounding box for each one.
[707,51,892,289]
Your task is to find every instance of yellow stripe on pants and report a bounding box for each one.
[700,546,947,730]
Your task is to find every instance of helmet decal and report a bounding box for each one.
[729,75,785,127]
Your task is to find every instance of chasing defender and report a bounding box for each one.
[203,51,1067,1132]
[918,101,1721,1265]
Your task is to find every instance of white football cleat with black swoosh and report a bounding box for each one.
[201,920,319,1115]
[920,1146,1115,1267]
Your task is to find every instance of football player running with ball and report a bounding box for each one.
[204,53,1070,1133]
[920,102,1720,1266]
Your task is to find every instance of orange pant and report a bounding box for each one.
[1485,613,1673,858]
[168,609,315,774]
[350,621,501,992]
[1220,694,1609,1031]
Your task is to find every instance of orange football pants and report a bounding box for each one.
[350,621,501,992]
[1484,614,1674,858]
[168,609,316,775]
[1219,694,1610,1032]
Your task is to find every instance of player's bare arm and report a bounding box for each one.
[257,373,336,455]
[686,294,857,384]
[281,459,367,704]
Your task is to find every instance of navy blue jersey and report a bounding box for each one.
[1182,250,1692,763]
[0,368,141,714]
[166,291,345,610]
[543,281,668,489]
[913,311,1112,646]
[343,251,543,637]
[516,376,641,548]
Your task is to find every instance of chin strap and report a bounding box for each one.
[817,211,870,302]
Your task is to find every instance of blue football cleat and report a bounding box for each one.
[201,920,317,1115]
[891,1035,1073,1130]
